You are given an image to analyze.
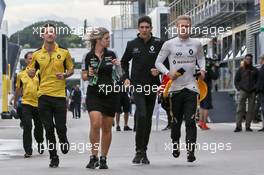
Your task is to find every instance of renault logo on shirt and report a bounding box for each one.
[149,45,155,53]
[189,49,194,55]
[175,52,183,57]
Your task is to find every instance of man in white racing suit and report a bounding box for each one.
[155,15,205,162]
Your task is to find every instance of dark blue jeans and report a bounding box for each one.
[74,102,81,118]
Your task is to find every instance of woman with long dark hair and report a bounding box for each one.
[82,27,120,169]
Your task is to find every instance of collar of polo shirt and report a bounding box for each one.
[41,42,59,53]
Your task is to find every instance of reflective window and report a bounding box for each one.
[223,35,233,61]
[235,30,247,58]
[219,61,234,90]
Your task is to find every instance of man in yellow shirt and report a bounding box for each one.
[28,23,74,168]
[14,51,44,158]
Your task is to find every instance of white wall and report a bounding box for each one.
[148,6,168,38]
[111,28,138,58]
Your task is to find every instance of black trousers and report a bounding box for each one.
[74,102,81,118]
[170,89,197,152]
[38,95,68,158]
[160,95,172,127]
[22,104,44,154]
[133,92,156,152]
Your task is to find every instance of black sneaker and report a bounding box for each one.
[116,126,121,131]
[124,126,132,131]
[86,155,99,169]
[99,156,108,169]
[258,127,264,132]
[132,152,143,164]
[60,141,69,154]
[37,143,44,154]
[24,153,32,158]
[187,151,196,162]
[246,127,253,132]
[141,152,150,164]
[234,127,242,132]
[172,142,180,158]
[49,156,59,168]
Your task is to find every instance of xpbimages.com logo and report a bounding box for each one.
[98,83,164,95]
[164,26,232,37]
[32,24,100,38]
[32,141,100,154]
[164,142,232,154]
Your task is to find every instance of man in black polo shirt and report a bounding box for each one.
[121,16,163,164]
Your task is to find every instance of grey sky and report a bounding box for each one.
[3,0,121,36]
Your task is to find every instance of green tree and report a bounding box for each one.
[10,20,85,48]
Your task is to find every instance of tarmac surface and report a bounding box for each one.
[0,110,263,175]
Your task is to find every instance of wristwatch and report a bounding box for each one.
[63,73,67,79]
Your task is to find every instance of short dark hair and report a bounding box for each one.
[41,23,56,33]
[24,51,33,59]
[138,16,152,27]
[245,53,253,59]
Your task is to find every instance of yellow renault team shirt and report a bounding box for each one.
[16,68,39,107]
[29,43,74,98]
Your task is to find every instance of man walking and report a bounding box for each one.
[155,15,205,162]
[234,54,258,132]
[72,85,82,119]
[121,16,163,164]
[14,51,44,158]
[28,23,74,167]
